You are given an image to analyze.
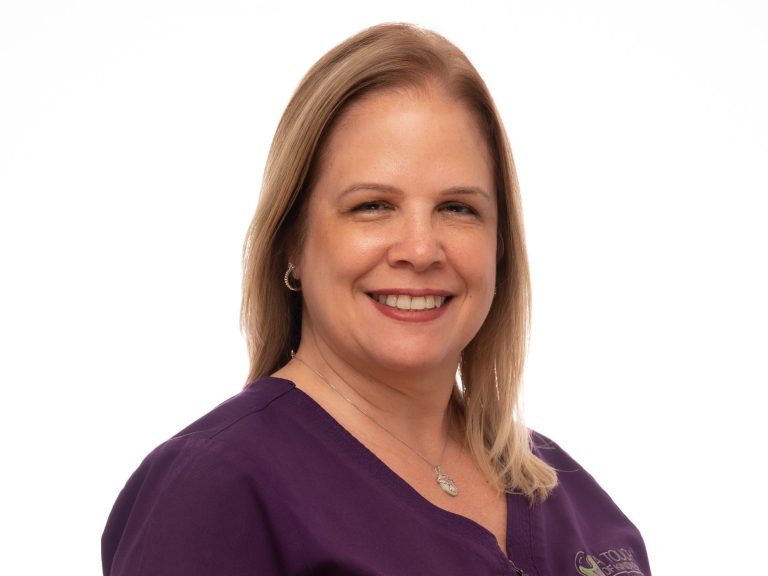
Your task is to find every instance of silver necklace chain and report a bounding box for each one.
[291,352,459,497]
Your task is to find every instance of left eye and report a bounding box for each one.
[442,202,478,215]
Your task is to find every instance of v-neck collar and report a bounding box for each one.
[269,376,536,572]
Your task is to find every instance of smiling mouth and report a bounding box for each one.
[369,293,449,311]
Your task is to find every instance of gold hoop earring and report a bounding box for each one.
[284,263,301,292]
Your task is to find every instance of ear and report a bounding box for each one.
[286,246,303,281]
[283,205,309,281]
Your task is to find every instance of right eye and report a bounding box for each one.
[353,201,389,212]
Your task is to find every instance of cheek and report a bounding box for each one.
[458,232,497,283]
[300,220,388,284]
[341,226,389,254]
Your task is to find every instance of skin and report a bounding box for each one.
[274,84,508,552]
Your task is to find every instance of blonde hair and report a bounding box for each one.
[241,23,557,500]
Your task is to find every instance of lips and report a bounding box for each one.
[369,293,448,311]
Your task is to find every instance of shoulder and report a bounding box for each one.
[102,377,302,575]
[133,377,300,473]
[112,375,300,483]
[529,429,623,512]
[172,376,297,440]
[125,376,304,488]
[529,430,591,475]
[525,430,652,575]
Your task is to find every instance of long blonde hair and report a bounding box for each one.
[241,23,556,500]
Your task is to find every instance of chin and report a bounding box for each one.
[362,345,459,376]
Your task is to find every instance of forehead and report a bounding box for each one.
[312,86,494,191]
[333,84,488,146]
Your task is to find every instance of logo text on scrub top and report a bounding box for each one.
[574,548,645,576]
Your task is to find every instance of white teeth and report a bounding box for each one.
[372,294,447,310]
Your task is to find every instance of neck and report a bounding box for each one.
[287,337,459,457]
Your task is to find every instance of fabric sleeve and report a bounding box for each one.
[102,436,284,576]
[530,431,653,576]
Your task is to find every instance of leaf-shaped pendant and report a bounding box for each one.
[435,466,459,497]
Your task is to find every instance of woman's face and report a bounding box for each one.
[294,87,498,375]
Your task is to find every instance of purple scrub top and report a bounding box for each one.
[103,377,651,575]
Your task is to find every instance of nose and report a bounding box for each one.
[386,212,446,272]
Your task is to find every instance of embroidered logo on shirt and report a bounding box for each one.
[574,548,645,576]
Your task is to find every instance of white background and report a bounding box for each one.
[1,1,766,574]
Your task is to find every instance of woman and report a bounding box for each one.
[102,24,651,576]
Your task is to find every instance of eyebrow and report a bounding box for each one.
[339,182,492,200]
[339,183,401,198]
[440,186,492,200]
